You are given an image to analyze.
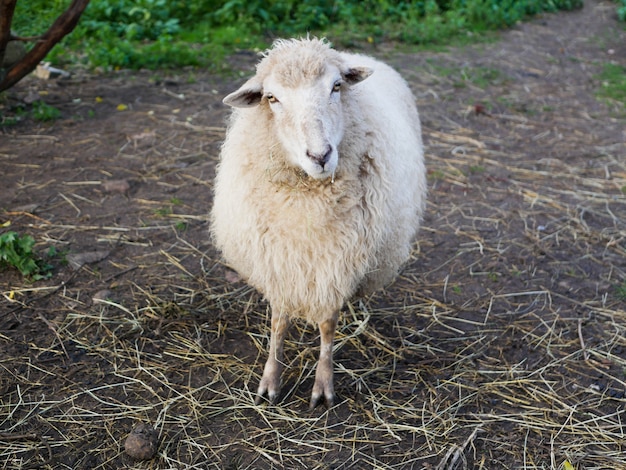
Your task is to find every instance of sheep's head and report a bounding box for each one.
[223,38,372,180]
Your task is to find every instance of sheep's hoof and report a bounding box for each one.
[256,377,280,405]
[255,390,279,405]
[309,381,334,410]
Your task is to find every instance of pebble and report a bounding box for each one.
[102,179,131,194]
[92,289,112,302]
[124,423,158,460]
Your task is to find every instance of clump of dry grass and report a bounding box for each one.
[2,130,624,468]
[2,255,625,469]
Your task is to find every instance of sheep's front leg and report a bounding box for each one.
[310,314,338,409]
[256,310,290,404]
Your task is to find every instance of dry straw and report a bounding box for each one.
[2,5,626,469]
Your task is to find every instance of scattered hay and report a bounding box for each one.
[2,3,626,469]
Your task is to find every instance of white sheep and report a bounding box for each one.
[210,37,426,408]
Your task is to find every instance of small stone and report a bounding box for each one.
[128,131,157,149]
[102,179,131,194]
[67,250,110,270]
[92,289,112,302]
[124,423,158,460]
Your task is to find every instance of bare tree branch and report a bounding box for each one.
[0,0,90,92]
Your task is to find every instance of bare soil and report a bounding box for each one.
[1,1,625,469]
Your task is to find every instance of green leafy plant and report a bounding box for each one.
[32,101,62,121]
[10,0,585,71]
[80,0,182,41]
[0,231,52,279]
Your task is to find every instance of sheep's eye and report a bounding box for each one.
[266,93,278,103]
[332,81,342,93]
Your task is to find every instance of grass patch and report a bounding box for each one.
[597,63,626,107]
[426,60,507,89]
[616,281,626,301]
[9,0,584,71]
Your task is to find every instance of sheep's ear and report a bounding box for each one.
[342,66,373,85]
[223,80,263,108]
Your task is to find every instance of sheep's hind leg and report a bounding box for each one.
[256,310,290,405]
[310,314,338,409]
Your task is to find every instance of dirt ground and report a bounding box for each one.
[1,1,625,469]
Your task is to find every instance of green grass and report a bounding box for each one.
[597,63,626,107]
[463,67,504,88]
[426,60,507,91]
[615,280,626,301]
[9,0,586,72]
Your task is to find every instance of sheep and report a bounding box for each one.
[210,37,426,409]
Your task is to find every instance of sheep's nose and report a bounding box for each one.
[307,146,332,166]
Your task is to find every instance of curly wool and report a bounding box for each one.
[210,38,426,324]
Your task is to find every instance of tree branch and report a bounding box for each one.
[0,0,90,92]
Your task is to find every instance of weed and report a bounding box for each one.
[597,63,626,107]
[153,206,173,217]
[428,169,446,181]
[47,246,68,266]
[3,101,63,124]
[153,198,184,218]
[615,281,626,301]
[32,101,61,121]
[169,197,183,206]
[469,165,486,174]
[465,67,503,88]
[428,62,506,89]
[0,231,52,279]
